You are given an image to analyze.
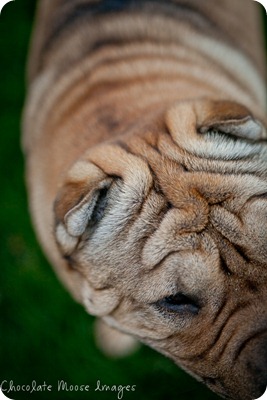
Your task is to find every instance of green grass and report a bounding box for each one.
[0,1,266,400]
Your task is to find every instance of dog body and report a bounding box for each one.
[23,1,267,399]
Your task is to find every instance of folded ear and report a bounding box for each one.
[194,100,266,140]
[166,99,267,160]
[54,160,112,255]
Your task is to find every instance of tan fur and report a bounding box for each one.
[23,1,267,399]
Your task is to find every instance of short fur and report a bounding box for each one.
[23,1,267,399]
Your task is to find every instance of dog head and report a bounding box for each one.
[54,99,267,400]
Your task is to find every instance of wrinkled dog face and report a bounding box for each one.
[54,99,267,400]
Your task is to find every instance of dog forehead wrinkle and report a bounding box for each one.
[209,197,267,268]
[142,225,200,270]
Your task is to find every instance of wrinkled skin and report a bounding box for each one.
[54,99,267,400]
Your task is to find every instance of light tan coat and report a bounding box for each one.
[23,1,267,399]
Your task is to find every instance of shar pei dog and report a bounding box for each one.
[23,0,267,399]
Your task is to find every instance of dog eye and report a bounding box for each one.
[155,293,200,315]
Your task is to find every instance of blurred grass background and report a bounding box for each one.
[0,1,266,400]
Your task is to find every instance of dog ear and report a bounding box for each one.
[54,160,123,317]
[166,99,267,159]
[54,160,112,255]
[194,100,266,140]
